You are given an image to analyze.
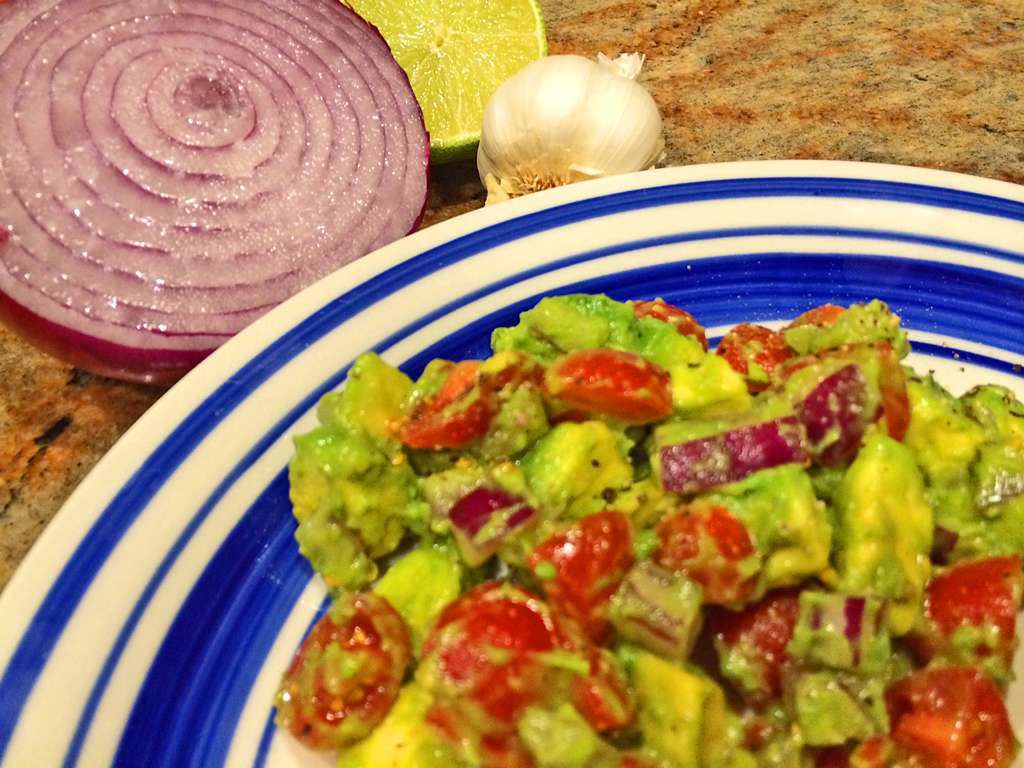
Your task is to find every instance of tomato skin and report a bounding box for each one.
[875,341,910,441]
[633,299,709,351]
[885,666,1016,768]
[787,304,847,329]
[421,583,575,763]
[654,505,759,605]
[546,349,673,424]
[275,592,411,750]
[909,555,1023,668]
[422,582,635,765]
[716,323,796,393]
[708,587,801,707]
[571,646,635,731]
[401,360,495,450]
[528,510,635,644]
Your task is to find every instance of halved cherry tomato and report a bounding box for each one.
[708,587,801,707]
[787,304,847,329]
[571,646,636,731]
[401,360,495,450]
[909,555,1023,668]
[633,299,709,351]
[421,583,576,764]
[528,510,635,644]
[546,348,673,424]
[885,666,1016,768]
[716,323,796,393]
[654,504,759,605]
[275,592,411,749]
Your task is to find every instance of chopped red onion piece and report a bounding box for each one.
[789,591,890,673]
[797,364,870,466]
[0,0,428,384]
[448,487,537,566]
[660,416,810,494]
[608,560,704,660]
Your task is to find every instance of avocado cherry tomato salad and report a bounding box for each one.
[275,294,1024,768]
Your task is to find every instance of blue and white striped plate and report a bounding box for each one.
[0,160,1022,767]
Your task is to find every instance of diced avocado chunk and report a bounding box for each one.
[632,652,732,768]
[783,300,909,358]
[337,683,463,768]
[317,352,411,438]
[704,465,833,596]
[520,421,634,519]
[832,431,932,635]
[290,354,428,591]
[491,294,637,363]
[633,316,752,417]
[902,374,987,541]
[470,380,549,461]
[290,428,426,591]
[791,671,888,746]
[374,547,463,656]
[786,592,890,674]
[517,704,610,768]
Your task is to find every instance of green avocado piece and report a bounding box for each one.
[289,354,428,591]
[904,379,1024,560]
[317,352,412,437]
[290,426,425,590]
[902,374,986,537]
[337,683,464,768]
[373,546,463,656]
[471,379,550,461]
[491,294,637,363]
[703,465,833,597]
[783,300,909,358]
[632,652,732,768]
[791,671,889,746]
[517,704,610,768]
[633,316,752,417]
[520,420,635,519]
[832,431,932,635]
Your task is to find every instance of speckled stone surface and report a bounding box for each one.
[4,0,1024,592]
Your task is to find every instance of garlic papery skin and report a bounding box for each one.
[477,54,665,204]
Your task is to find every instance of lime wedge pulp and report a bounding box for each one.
[344,0,547,163]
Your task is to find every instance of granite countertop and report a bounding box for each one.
[2,0,1023,593]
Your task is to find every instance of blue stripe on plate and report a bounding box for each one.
[2,175,1023,764]
[115,255,1023,765]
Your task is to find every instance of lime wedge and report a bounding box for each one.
[344,0,547,163]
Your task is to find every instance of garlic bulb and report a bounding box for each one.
[477,53,665,204]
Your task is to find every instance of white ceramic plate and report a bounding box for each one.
[0,160,1021,767]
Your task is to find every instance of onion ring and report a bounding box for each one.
[0,0,429,384]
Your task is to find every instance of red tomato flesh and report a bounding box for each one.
[885,665,1016,768]
[528,510,635,644]
[546,348,673,424]
[633,299,709,351]
[275,592,411,750]
[654,505,759,605]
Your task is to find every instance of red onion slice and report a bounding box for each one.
[796,364,870,466]
[0,0,428,384]
[448,487,538,566]
[660,416,810,494]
